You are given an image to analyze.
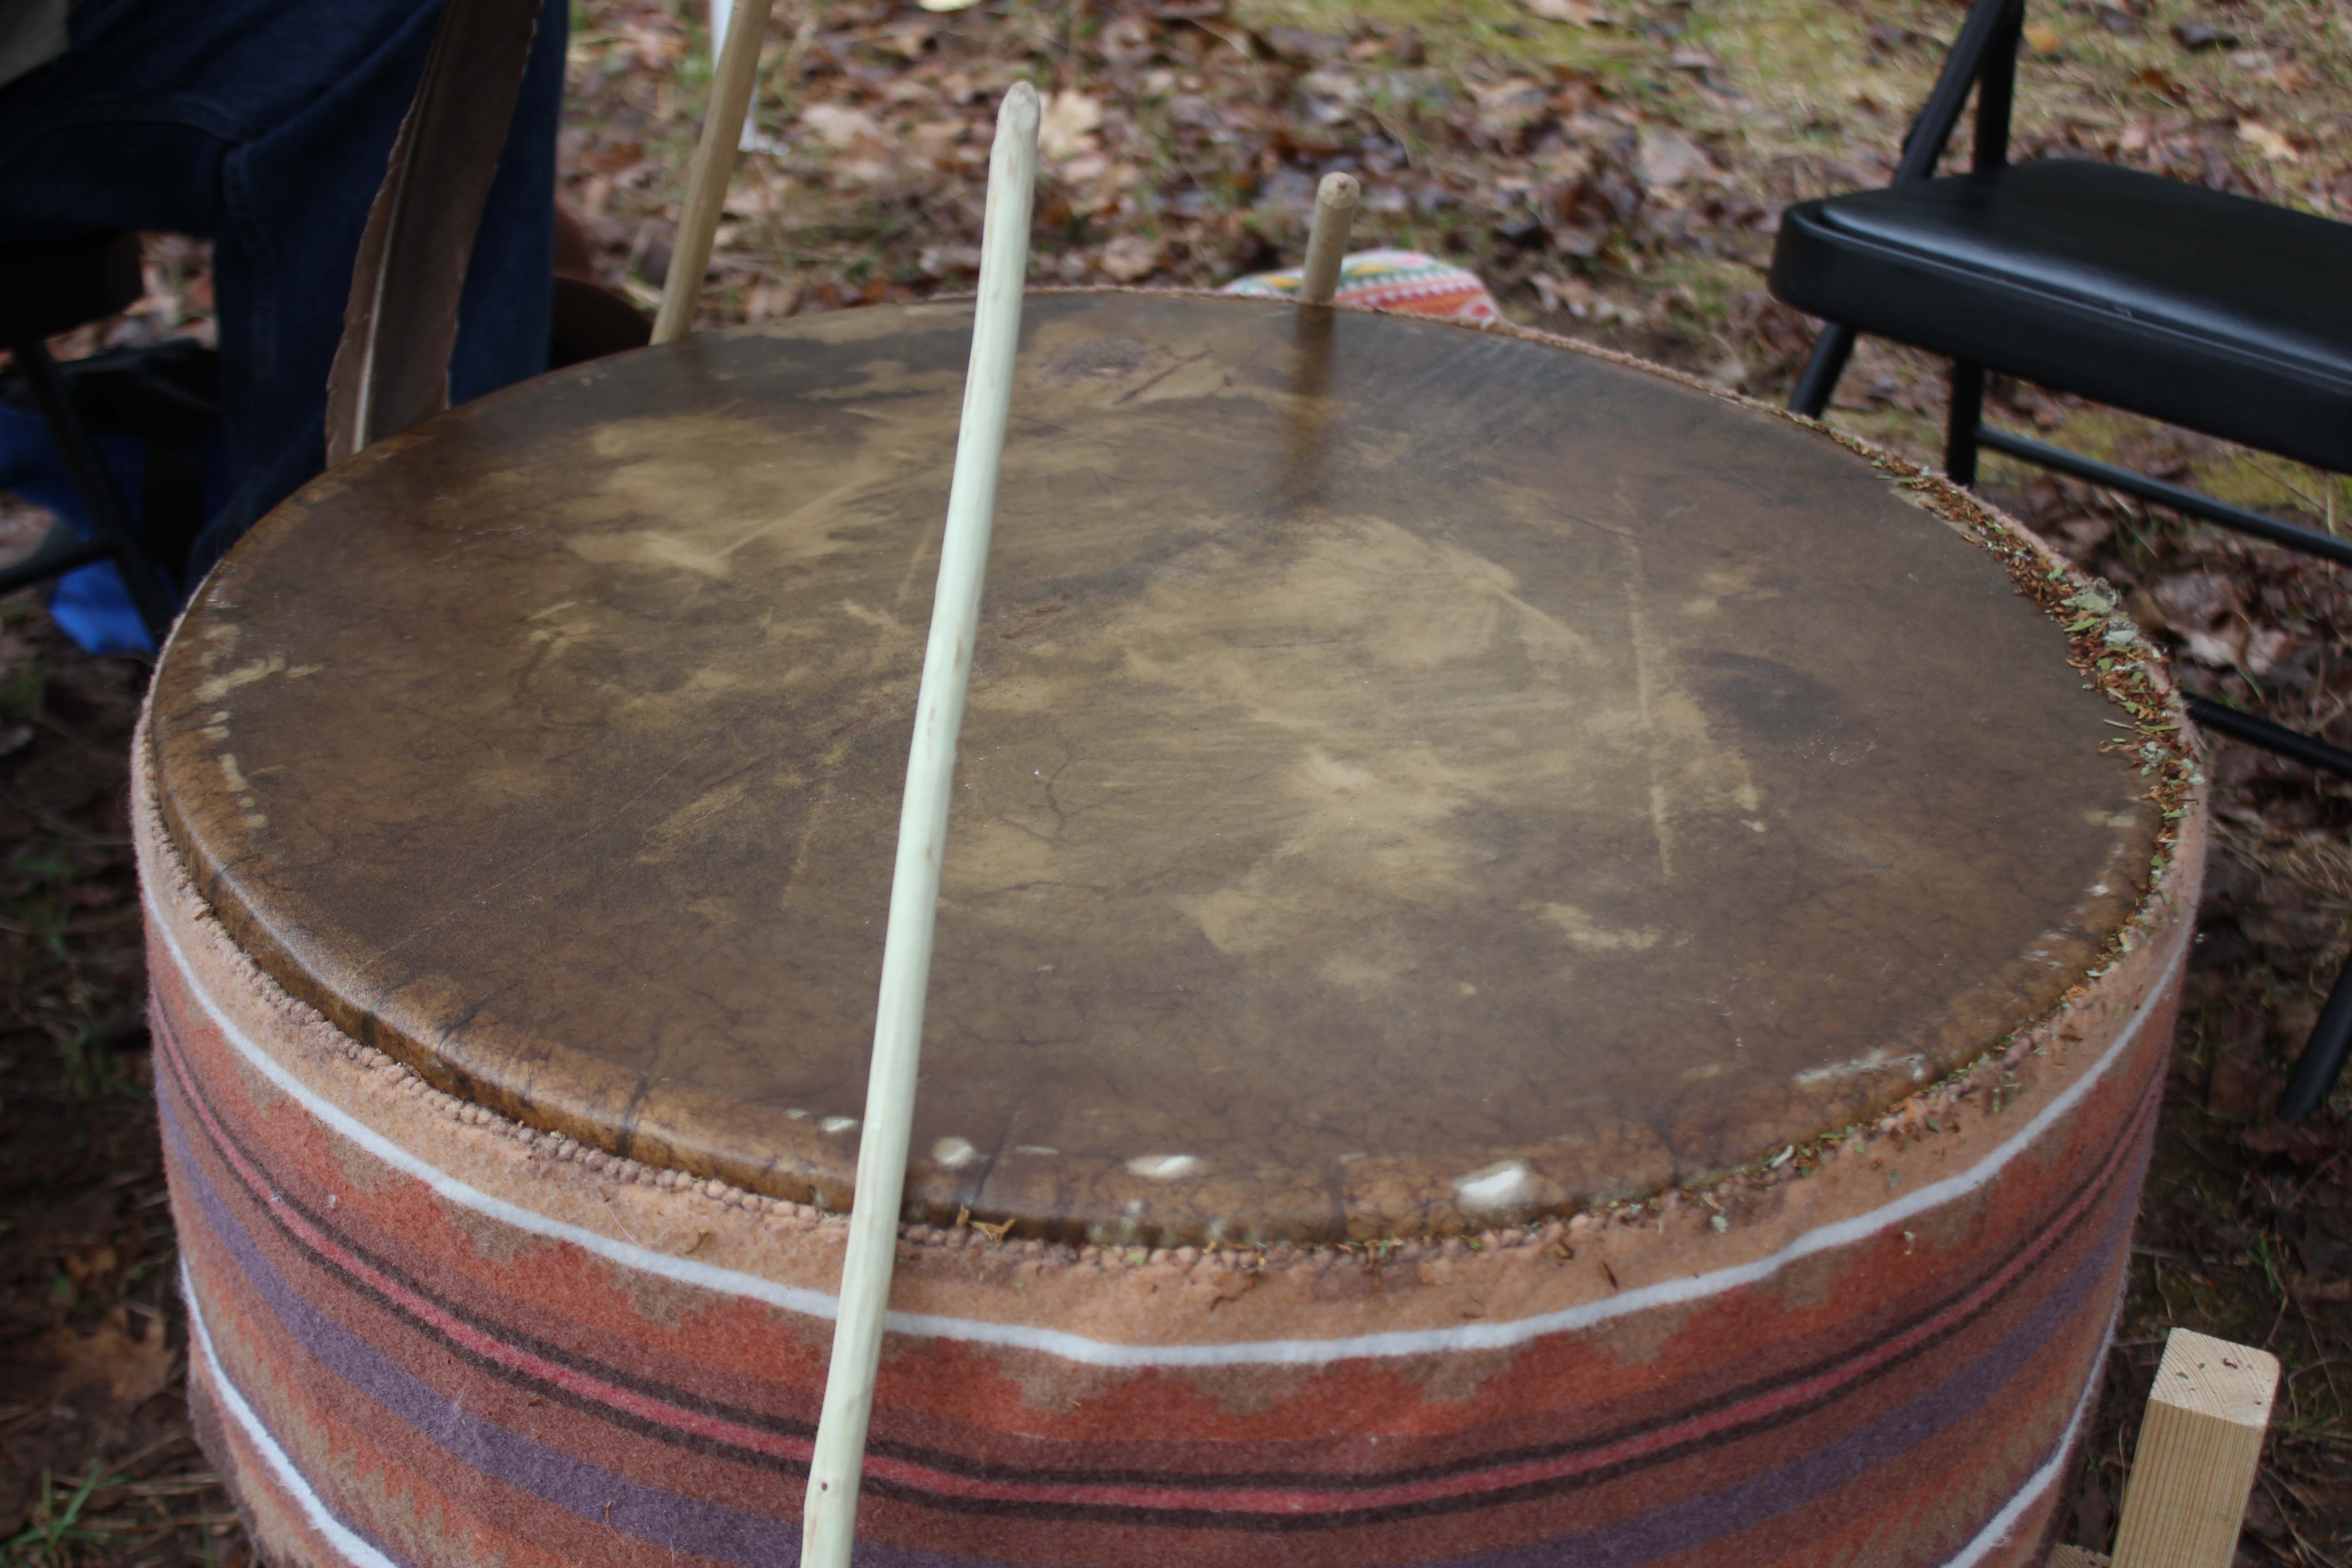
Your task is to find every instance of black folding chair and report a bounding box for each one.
[0,231,181,642]
[1764,0,2352,1118]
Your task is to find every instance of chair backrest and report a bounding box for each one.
[1892,0,2023,186]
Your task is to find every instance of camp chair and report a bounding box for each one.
[1765,0,2352,1119]
[0,232,181,642]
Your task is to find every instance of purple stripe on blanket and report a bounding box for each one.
[1434,1073,2157,1568]
[163,1073,1009,1568]
[159,1042,2143,1568]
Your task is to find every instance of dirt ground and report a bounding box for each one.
[4,0,2348,1562]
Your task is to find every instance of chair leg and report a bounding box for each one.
[1789,323,1857,418]
[12,337,179,642]
[1945,362,1984,486]
[2277,958,2352,1120]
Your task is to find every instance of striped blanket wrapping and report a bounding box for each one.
[142,727,2199,1568]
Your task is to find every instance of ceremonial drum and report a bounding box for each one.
[140,292,2203,1568]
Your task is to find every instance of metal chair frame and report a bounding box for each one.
[0,333,180,642]
[1782,0,2352,1117]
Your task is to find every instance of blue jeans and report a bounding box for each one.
[0,0,566,580]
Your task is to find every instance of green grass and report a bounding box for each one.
[5,1467,123,1567]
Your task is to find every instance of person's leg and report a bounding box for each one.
[191,0,566,577]
[0,0,421,240]
[198,3,465,568]
[0,0,564,583]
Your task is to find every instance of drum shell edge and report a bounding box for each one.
[141,707,2204,1568]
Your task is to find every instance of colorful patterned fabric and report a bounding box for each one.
[1221,249,1502,326]
[142,730,2196,1568]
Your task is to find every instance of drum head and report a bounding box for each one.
[148,292,2158,1243]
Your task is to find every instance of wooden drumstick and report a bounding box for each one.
[651,0,779,344]
[800,81,1041,1568]
[1300,172,1362,305]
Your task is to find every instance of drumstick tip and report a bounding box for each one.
[1000,80,1041,140]
[1302,174,1362,304]
[1318,172,1362,211]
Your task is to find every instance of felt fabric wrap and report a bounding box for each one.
[141,725,2195,1568]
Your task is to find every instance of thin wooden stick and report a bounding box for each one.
[651,0,778,344]
[707,0,764,149]
[1300,172,1361,305]
[799,81,1040,1568]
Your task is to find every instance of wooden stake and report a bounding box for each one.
[2109,1328,2278,1568]
[651,0,778,344]
[798,82,1040,1568]
[1300,172,1361,305]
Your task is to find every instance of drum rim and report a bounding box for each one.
[144,289,2205,1245]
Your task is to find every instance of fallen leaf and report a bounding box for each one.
[2179,630,2245,668]
[720,179,789,219]
[918,241,984,278]
[799,103,884,148]
[2236,118,2299,162]
[2243,625,2295,676]
[1521,0,1613,27]
[1038,91,1105,162]
[744,281,802,322]
[62,1245,119,1286]
[2151,569,2233,621]
[1100,233,1162,282]
[2207,1044,2275,1118]
[1101,14,1155,65]
[1472,77,1550,144]
[42,1308,176,1407]
[2285,1203,2352,1277]
[614,22,686,69]
[2023,23,2064,56]
[2243,1119,2347,1162]
[1530,272,1583,314]
[1299,64,1366,110]
[1636,126,1723,188]
[870,30,926,64]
